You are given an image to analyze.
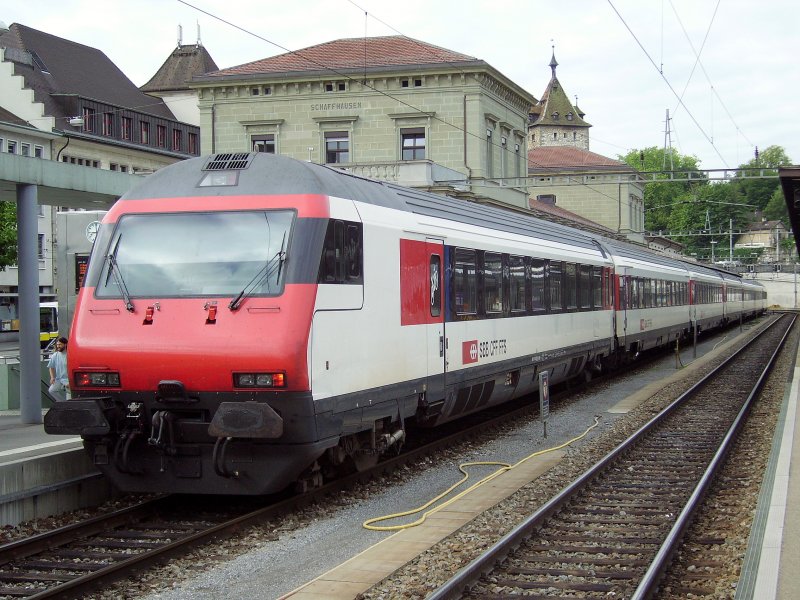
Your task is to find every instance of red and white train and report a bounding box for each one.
[45,152,767,495]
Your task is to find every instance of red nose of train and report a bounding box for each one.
[69,286,315,394]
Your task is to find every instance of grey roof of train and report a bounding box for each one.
[121,153,764,293]
[123,153,603,252]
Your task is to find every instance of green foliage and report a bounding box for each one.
[620,145,794,259]
[764,187,790,226]
[0,201,17,271]
[732,145,792,212]
[619,147,703,234]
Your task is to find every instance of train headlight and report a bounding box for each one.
[233,372,286,388]
[75,371,121,387]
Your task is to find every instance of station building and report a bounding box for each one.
[0,22,206,325]
[189,36,535,208]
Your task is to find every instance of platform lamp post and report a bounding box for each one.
[710,240,717,264]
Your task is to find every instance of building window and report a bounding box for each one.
[252,134,275,154]
[172,129,183,151]
[38,234,45,259]
[325,82,346,92]
[102,112,114,136]
[514,143,521,178]
[264,87,272,95]
[566,112,573,121]
[7,140,17,154]
[500,136,507,177]
[486,129,493,177]
[401,128,425,160]
[110,163,118,171]
[188,132,198,154]
[21,143,31,157]
[553,132,558,140]
[121,117,132,140]
[251,87,260,96]
[0,137,4,151]
[552,112,559,120]
[82,107,95,132]
[34,145,43,158]
[157,125,166,148]
[140,122,150,144]
[325,131,349,163]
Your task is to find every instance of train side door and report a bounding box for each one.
[426,239,446,399]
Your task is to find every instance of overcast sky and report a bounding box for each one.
[3,0,798,171]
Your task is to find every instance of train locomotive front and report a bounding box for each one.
[44,153,384,495]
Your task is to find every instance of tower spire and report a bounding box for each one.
[549,44,558,78]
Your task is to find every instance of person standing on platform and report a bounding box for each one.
[48,337,70,402]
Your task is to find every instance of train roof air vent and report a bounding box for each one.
[203,153,254,171]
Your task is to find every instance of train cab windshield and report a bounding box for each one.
[94,210,294,299]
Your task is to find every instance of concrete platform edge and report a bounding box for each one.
[736,352,800,598]
[0,448,113,527]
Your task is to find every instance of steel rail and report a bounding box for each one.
[631,312,796,599]
[428,313,791,600]
[0,365,582,599]
[0,318,765,598]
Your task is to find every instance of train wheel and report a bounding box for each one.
[352,451,379,471]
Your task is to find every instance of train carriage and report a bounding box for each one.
[719,270,745,323]
[44,152,765,495]
[685,263,727,333]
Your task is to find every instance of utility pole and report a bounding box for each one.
[729,218,734,262]
[663,109,674,171]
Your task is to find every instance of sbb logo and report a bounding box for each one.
[463,340,479,364]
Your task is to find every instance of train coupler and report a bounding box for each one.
[212,436,240,479]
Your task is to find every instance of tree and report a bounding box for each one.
[763,187,790,226]
[0,201,16,271]
[619,147,703,234]
[732,145,792,212]
[665,182,752,257]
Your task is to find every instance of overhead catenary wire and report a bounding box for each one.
[606,0,729,168]
[667,0,755,151]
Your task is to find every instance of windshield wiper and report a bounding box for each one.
[229,233,287,311]
[106,236,134,312]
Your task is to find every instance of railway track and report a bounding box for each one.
[0,355,618,600]
[429,313,794,600]
[0,320,765,599]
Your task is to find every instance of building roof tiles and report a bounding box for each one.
[205,35,481,78]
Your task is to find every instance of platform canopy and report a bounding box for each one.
[779,166,800,258]
[0,152,141,209]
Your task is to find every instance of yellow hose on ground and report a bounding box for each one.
[362,415,602,531]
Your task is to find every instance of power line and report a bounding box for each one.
[667,0,756,154]
[606,0,729,167]
[176,0,625,207]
